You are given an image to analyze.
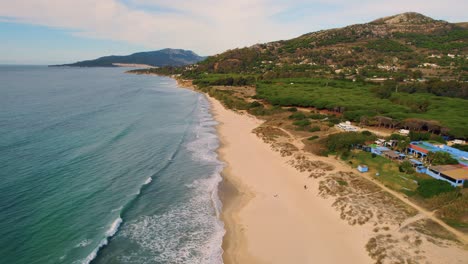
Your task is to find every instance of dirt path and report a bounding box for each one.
[270,124,468,245]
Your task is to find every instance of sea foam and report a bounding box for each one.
[118,94,225,263]
[82,217,122,264]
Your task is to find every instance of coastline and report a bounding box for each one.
[207,95,373,263]
[171,77,468,263]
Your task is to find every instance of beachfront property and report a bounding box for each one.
[407,141,468,186]
[364,141,468,187]
[426,165,468,187]
[408,141,468,167]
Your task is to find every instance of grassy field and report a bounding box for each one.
[347,151,422,192]
[256,78,468,137]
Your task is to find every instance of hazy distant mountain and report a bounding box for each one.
[55,49,205,67]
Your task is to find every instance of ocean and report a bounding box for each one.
[0,66,224,263]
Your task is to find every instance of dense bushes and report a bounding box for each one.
[325,132,376,153]
[398,79,468,100]
[427,152,459,165]
[193,76,256,87]
[452,144,468,152]
[288,112,307,120]
[366,39,412,52]
[395,29,468,52]
[257,78,468,137]
[399,161,415,174]
[293,119,311,128]
[417,179,455,198]
[308,126,321,132]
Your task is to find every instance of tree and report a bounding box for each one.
[397,139,410,154]
[427,151,459,166]
[399,161,415,174]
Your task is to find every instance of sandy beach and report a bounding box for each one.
[209,96,373,263]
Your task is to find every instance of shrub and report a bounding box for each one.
[427,152,459,165]
[399,161,415,174]
[325,132,375,152]
[417,179,455,198]
[328,117,341,124]
[389,133,407,140]
[361,130,372,136]
[409,131,431,141]
[308,126,321,132]
[249,101,262,108]
[309,113,327,120]
[289,112,307,120]
[308,135,319,141]
[293,119,311,127]
[287,107,298,112]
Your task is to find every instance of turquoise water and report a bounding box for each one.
[0,66,224,263]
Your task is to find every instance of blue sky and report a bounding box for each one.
[0,0,466,64]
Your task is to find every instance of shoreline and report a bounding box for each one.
[171,77,468,263]
[206,95,373,263]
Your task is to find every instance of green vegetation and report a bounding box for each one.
[349,151,420,192]
[452,144,468,152]
[325,132,376,154]
[427,152,459,165]
[398,80,468,100]
[293,119,311,128]
[399,160,415,174]
[288,112,307,120]
[366,39,412,52]
[395,29,468,51]
[308,126,321,132]
[308,135,319,141]
[417,179,455,198]
[193,75,256,87]
[256,78,468,137]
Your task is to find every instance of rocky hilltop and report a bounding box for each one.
[193,12,466,81]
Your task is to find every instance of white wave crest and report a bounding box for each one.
[82,217,122,264]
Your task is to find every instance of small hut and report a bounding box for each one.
[357,165,369,173]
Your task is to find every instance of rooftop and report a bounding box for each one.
[443,169,468,181]
[430,165,468,180]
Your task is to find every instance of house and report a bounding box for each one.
[408,141,468,167]
[336,121,358,132]
[448,139,466,146]
[375,138,386,146]
[382,150,403,160]
[384,140,398,148]
[409,159,423,167]
[357,165,369,173]
[426,165,468,187]
[371,146,390,156]
[398,129,410,136]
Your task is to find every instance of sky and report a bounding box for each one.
[0,0,466,64]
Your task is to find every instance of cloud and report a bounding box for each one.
[0,0,466,55]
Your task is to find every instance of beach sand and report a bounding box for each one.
[208,96,374,264]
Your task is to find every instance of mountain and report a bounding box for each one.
[55,49,205,67]
[192,12,466,80]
